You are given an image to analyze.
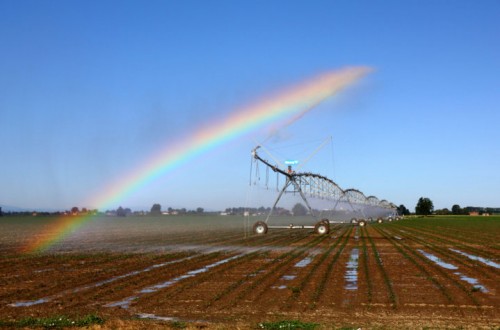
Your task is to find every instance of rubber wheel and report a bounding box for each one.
[377,218,383,223]
[315,221,329,235]
[253,221,268,235]
[358,220,366,227]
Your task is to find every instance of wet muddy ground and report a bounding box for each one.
[0,215,498,328]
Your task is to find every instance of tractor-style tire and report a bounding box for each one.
[253,221,268,235]
[358,220,367,227]
[377,218,383,223]
[315,221,330,235]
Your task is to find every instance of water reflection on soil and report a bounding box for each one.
[9,255,195,308]
[107,254,243,309]
[34,268,54,273]
[9,298,49,307]
[418,250,458,270]
[345,248,359,290]
[282,275,296,280]
[271,255,315,290]
[418,249,489,293]
[295,257,313,268]
[454,272,489,293]
[136,313,178,321]
[450,248,500,269]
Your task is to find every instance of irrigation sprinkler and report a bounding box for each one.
[250,145,397,234]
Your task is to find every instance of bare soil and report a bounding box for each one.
[0,216,498,329]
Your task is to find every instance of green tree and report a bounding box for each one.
[292,203,308,216]
[397,204,410,216]
[196,207,204,214]
[150,203,162,215]
[415,197,434,215]
[451,204,462,215]
[435,208,450,215]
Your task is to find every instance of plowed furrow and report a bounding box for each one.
[386,225,498,281]
[375,226,480,306]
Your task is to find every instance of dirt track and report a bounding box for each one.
[0,216,498,329]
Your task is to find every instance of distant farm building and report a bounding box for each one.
[469,211,490,216]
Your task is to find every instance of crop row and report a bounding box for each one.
[394,219,499,252]
[388,224,497,281]
[374,226,480,306]
[309,225,353,308]
[364,226,397,307]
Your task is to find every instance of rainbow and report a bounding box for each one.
[21,66,371,253]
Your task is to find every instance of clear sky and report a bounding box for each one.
[1,0,499,212]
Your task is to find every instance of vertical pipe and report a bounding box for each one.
[249,157,253,186]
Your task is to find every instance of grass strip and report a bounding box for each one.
[0,314,104,328]
[258,319,319,329]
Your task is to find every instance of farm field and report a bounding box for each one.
[0,215,499,329]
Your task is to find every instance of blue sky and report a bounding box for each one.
[1,0,499,212]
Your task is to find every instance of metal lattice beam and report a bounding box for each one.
[251,146,397,217]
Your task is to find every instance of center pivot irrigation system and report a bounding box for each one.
[250,145,398,235]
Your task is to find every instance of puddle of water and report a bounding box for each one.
[107,254,243,309]
[418,250,458,270]
[281,275,296,281]
[450,249,500,269]
[393,236,402,240]
[136,312,206,324]
[106,296,138,308]
[344,248,359,290]
[34,268,54,273]
[249,270,265,277]
[89,255,196,290]
[8,298,49,307]
[136,313,178,322]
[418,250,489,293]
[272,285,287,290]
[9,255,194,308]
[454,272,488,293]
[139,254,242,294]
[294,257,313,268]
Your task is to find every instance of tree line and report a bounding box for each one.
[398,197,499,216]
[2,200,498,217]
